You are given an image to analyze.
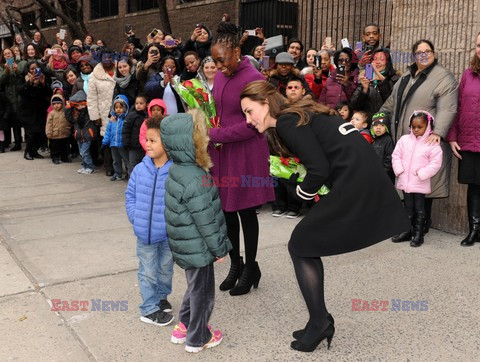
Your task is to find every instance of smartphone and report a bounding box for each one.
[355,41,363,52]
[165,67,173,76]
[337,65,346,76]
[324,36,332,48]
[262,55,270,69]
[165,39,176,46]
[314,55,321,69]
[59,28,66,40]
[150,49,159,56]
[341,38,350,49]
[365,45,374,53]
[34,67,42,77]
[365,63,374,80]
[6,58,14,66]
[196,24,202,29]
[124,24,132,34]
[246,29,256,36]
[47,49,55,55]
[150,29,158,38]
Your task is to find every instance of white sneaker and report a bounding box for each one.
[185,329,223,353]
[77,167,86,173]
[81,168,95,174]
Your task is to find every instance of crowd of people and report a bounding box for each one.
[1,19,480,354]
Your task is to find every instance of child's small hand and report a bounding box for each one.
[215,256,225,263]
[110,115,117,122]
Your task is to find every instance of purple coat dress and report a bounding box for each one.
[209,57,275,212]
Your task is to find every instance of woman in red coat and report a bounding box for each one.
[446,32,480,246]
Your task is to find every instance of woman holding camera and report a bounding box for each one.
[304,50,335,100]
[18,61,51,160]
[351,47,399,115]
[184,24,212,60]
[318,48,359,108]
[136,43,162,92]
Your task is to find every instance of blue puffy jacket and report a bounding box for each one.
[102,94,129,148]
[125,155,172,245]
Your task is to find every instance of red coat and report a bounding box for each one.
[304,65,335,100]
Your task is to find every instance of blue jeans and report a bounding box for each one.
[78,141,94,170]
[136,238,174,316]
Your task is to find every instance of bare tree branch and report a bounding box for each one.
[33,0,86,39]
[156,0,172,34]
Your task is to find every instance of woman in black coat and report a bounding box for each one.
[240,81,409,352]
[113,57,138,107]
[18,60,51,160]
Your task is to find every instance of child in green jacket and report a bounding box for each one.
[161,109,232,353]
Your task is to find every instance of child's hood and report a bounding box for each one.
[160,111,212,171]
[409,110,434,141]
[50,93,65,106]
[110,94,129,118]
[147,98,168,117]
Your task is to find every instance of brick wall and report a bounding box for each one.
[389,0,480,233]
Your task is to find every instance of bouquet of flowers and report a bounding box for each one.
[172,77,220,129]
[269,156,330,197]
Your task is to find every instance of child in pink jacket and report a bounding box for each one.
[139,99,168,151]
[391,110,443,247]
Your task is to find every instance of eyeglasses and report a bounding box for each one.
[287,85,303,90]
[338,58,351,63]
[414,50,433,56]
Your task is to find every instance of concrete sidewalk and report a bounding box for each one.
[1,150,479,361]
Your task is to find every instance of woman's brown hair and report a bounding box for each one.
[470,32,480,74]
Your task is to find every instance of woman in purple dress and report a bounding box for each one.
[210,22,274,296]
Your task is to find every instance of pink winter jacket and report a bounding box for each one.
[139,99,168,151]
[392,117,443,194]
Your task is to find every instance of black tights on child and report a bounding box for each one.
[223,207,259,267]
[403,192,426,216]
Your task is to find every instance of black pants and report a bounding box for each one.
[223,207,259,267]
[272,178,302,212]
[128,148,145,175]
[179,263,215,347]
[403,192,426,216]
[49,138,69,161]
[289,244,330,344]
[25,129,42,154]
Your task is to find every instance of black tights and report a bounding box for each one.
[223,207,259,267]
[403,192,426,216]
[289,245,329,343]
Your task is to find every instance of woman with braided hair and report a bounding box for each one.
[210,22,274,296]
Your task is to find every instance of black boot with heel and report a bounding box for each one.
[293,313,334,340]
[410,214,425,247]
[229,262,261,296]
[392,213,413,243]
[219,257,244,291]
[290,322,335,352]
[461,186,480,246]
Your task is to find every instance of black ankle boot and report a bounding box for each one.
[392,214,412,242]
[460,216,480,246]
[24,151,34,160]
[229,262,261,296]
[410,215,425,247]
[10,143,21,151]
[293,314,335,340]
[290,322,335,352]
[219,257,244,291]
[31,150,44,159]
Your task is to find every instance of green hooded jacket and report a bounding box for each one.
[161,112,232,269]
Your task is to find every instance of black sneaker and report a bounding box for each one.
[140,310,174,326]
[159,299,173,313]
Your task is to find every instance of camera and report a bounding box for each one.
[150,29,159,38]
[150,49,159,56]
[365,45,374,53]
[125,24,132,34]
[314,55,321,69]
[34,67,42,77]
[337,65,346,76]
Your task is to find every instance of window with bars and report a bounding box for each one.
[64,0,80,22]
[22,11,37,30]
[128,0,157,13]
[90,0,119,20]
[40,4,57,28]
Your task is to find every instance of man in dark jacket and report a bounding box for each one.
[269,52,314,99]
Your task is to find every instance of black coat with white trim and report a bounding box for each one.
[276,112,409,257]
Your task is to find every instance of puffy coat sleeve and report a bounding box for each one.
[45,112,54,139]
[102,122,112,146]
[122,112,134,149]
[417,144,443,181]
[446,70,467,142]
[208,119,259,144]
[184,176,231,258]
[350,84,368,111]
[125,167,137,224]
[433,71,459,138]
[383,137,394,172]
[391,137,405,176]
[87,78,100,121]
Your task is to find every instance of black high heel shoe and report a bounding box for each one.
[229,261,261,296]
[219,257,244,291]
[292,313,334,340]
[290,323,335,352]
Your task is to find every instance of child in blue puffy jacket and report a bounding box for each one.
[102,94,129,181]
[125,115,175,327]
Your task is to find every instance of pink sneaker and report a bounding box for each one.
[171,322,212,344]
[171,322,187,344]
[185,329,223,353]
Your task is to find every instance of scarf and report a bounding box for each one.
[81,73,91,94]
[113,66,135,89]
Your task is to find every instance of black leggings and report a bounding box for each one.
[223,207,259,267]
[289,244,330,343]
[403,192,426,216]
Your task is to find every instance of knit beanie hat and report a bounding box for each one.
[370,112,390,136]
